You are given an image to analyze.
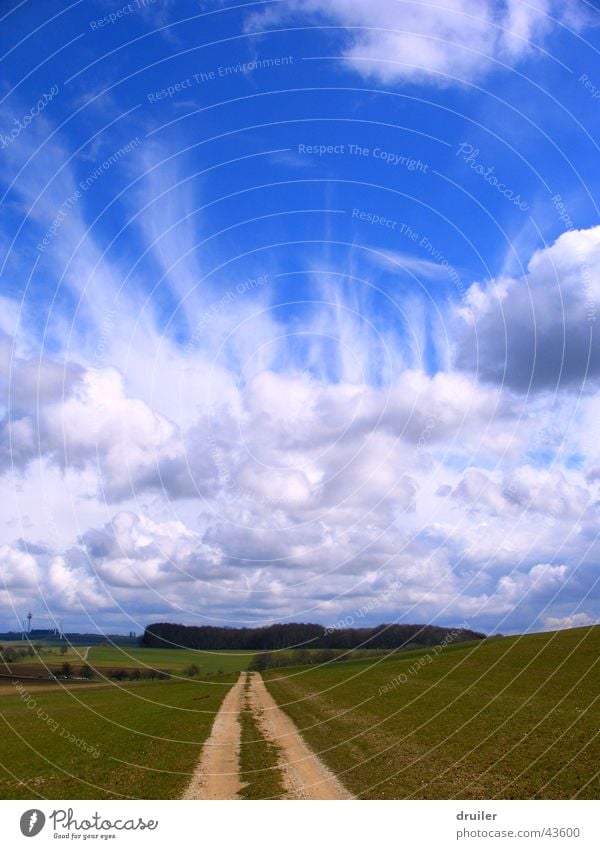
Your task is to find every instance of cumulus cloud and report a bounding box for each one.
[495,562,568,606]
[3,19,600,639]
[0,544,41,589]
[1,311,598,631]
[0,359,199,501]
[543,611,597,630]
[48,553,112,610]
[81,511,222,589]
[244,0,586,85]
[455,226,600,392]
[452,466,591,519]
[2,221,600,631]
[0,542,113,625]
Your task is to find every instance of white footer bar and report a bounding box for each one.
[1,799,598,848]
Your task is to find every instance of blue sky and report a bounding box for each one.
[0,0,599,637]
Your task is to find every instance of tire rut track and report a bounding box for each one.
[183,671,353,800]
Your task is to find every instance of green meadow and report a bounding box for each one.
[86,645,254,675]
[0,676,236,799]
[264,625,600,799]
[1,627,597,800]
[0,643,254,678]
[0,644,253,798]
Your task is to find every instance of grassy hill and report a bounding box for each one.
[263,625,600,799]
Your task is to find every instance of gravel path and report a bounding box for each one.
[183,671,353,800]
[182,673,246,799]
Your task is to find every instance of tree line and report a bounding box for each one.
[141,622,485,651]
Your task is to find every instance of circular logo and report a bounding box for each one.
[19,810,46,837]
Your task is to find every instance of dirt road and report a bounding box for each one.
[183,671,352,800]
[247,671,352,799]
[182,672,246,799]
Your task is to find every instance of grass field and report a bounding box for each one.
[1,643,254,679]
[0,675,237,799]
[0,643,88,667]
[86,645,254,675]
[264,625,600,799]
[2,627,597,800]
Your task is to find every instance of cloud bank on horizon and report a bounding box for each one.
[0,0,598,637]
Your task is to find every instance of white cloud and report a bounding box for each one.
[1,358,197,502]
[543,611,597,630]
[48,553,111,610]
[1,224,600,631]
[2,39,600,638]
[452,466,591,519]
[368,249,460,281]
[1,311,597,631]
[81,511,223,590]
[0,545,41,589]
[455,226,600,391]
[245,0,585,85]
[495,562,568,606]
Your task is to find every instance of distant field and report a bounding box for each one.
[0,643,85,664]
[264,625,600,799]
[1,643,254,679]
[86,646,254,675]
[0,676,237,799]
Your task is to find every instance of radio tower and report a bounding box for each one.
[27,611,32,635]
